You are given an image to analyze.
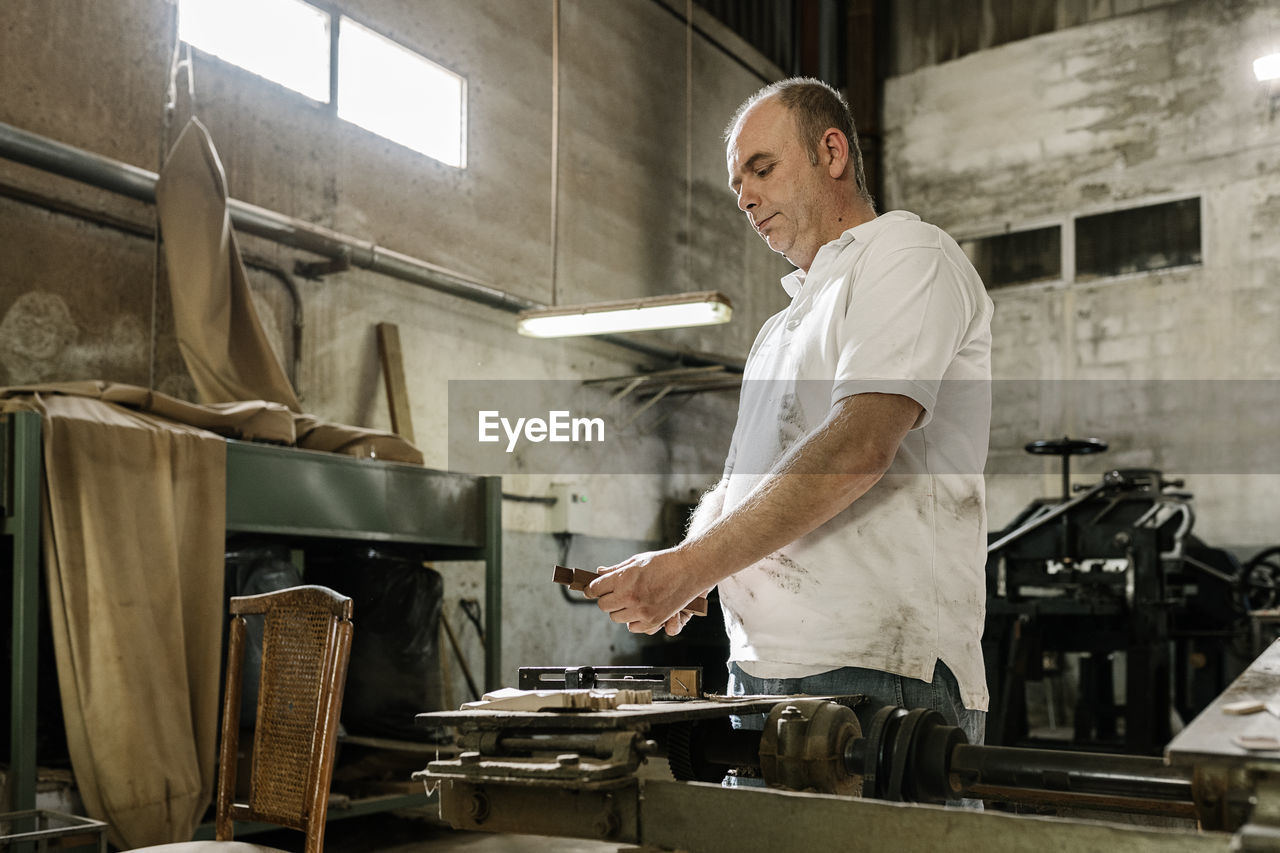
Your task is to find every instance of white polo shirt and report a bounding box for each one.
[719,210,993,711]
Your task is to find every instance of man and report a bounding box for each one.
[586,78,992,748]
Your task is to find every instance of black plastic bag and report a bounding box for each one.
[306,545,444,741]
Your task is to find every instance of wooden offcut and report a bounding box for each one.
[376,322,415,443]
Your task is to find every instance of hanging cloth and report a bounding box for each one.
[155,117,302,412]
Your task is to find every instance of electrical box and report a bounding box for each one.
[549,483,590,533]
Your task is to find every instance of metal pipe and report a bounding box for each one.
[949,743,1195,803]
[0,178,308,389]
[0,120,743,372]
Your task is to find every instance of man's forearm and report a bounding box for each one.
[683,480,727,541]
[678,393,920,591]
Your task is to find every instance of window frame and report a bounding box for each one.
[176,0,334,105]
[959,223,1065,291]
[953,216,1068,293]
[955,192,1205,294]
[1073,195,1203,282]
[334,13,468,169]
[176,0,469,169]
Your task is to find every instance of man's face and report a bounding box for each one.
[726,97,831,271]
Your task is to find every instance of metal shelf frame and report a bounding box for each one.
[2,410,502,824]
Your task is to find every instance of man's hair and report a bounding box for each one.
[726,77,873,207]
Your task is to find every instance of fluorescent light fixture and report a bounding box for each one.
[1255,52,1280,82]
[517,291,733,338]
[178,0,331,103]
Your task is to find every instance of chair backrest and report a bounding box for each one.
[216,585,353,852]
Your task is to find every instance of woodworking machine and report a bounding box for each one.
[412,649,1280,851]
[986,440,1278,755]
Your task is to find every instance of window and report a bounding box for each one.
[177,0,330,103]
[178,1,467,168]
[337,17,467,168]
[961,226,1061,289]
[1075,198,1201,279]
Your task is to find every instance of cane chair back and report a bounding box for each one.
[217,585,353,850]
[127,587,352,853]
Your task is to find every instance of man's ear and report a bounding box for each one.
[821,128,850,179]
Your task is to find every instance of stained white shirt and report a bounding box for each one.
[719,210,993,711]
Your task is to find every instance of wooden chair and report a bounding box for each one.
[131,585,353,852]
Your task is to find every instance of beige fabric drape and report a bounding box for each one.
[152,116,424,466]
[155,118,301,413]
[1,392,225,849]
[4,381,296,443]
[3,381,424,465]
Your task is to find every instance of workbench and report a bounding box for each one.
[1,409,502,822]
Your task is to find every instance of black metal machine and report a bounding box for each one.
[413,672,1199,833]
[984,437,1277,754]
[411,650,1280,851]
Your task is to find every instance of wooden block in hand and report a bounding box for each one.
[571,567,598,591]
[551,565,708,616]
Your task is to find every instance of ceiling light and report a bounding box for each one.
[517,291,733,338]
[1255,52,1280,82]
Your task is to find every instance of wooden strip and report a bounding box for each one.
[571,567,598,591]
[376,322,415,443]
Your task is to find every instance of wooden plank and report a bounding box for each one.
[376,322,415,444]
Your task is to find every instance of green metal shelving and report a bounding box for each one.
[1,413,501,830]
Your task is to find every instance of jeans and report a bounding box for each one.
[726,659,985,808]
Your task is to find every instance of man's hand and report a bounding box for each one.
[586,549,708,635]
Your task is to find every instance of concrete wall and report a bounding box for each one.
[0,0,791,694]
[884,0,1280,552]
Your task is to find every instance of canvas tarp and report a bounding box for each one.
[1,390,225,849]
[154,117,301,413]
